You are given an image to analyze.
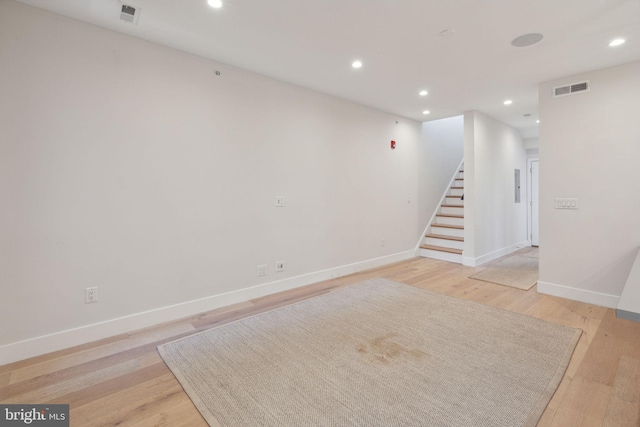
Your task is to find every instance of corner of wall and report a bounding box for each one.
[537,282,619,308]
[462,241,529,267]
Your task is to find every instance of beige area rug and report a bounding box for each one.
[469,255,539,290]
[158,278,580,427]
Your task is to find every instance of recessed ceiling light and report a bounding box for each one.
[351,60,363,69]
[609,38,625,47]
[504,100,513,105]
[207,0,222,8]
[423,110,430,115]
[419,90,428,96]
[511,33,544,47]
[536,120,540,124]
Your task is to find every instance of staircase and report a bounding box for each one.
[419,168,464,263]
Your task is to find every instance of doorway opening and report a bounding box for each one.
[528,158,539,247]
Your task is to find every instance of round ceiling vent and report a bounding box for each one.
[511,33,544,47]
[439,29,456,39]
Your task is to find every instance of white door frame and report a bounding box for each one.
[527,157,539,247]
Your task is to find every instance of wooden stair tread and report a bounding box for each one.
[420,244,463,255]
[442,204,464,208]
[451,186,464,189]
[437,214,464,218]
[432,223,464,230]
[425,233,464,242]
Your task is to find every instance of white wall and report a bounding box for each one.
[523,137,539,151]
[418,116,464,233]
[463,111,528,266]
[538,60,640,308]
[0,2,422,364]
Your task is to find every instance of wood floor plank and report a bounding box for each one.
[504,285,543,314]
[2,248,638,426]
[0,372,11,388]
[0,332,196,402]
[617,317,640,360]
[0,333,129,376]
[70,373,205,427]
[576,310,629,386]
[537,374,573,426]
[545,375,611,427]
[48,362,170,407]
[8,321,196,385]
[603,355,640,427]
[128,397,208,427]
[4,352,161,404]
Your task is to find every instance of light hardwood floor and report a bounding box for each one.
[1,248,639,426]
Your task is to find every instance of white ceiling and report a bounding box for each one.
[16,0,640,137]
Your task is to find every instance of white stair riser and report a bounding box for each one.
[449,188,464,197]
[454,179,464,186]
[441,206,464,215]
[419,248,463,264]
[424,237,465,250]
[457,172,464,179]
[445,197,464,205]
[430,226,464,238]
[435,216,464,226]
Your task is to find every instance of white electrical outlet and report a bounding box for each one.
[257,264,267,277]
[275,261,285,272]
[85,287,98,303]
[275,196,285,207]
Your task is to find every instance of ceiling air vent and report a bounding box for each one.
[553,80,590,98]
[119,4,140,24]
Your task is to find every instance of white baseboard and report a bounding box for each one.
[537,281,620,309]
[462,240,529,267]
[418,248,463,264]
[0,250,415,366]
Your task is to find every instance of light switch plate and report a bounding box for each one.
[555,198,578,209]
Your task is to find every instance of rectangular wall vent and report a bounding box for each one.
[553,80,590,98]
[120,4,140,24]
